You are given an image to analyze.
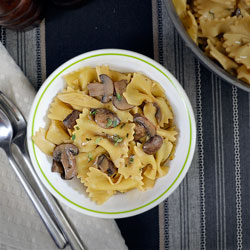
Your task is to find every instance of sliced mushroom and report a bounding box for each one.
[52,160,64,174]
[93,108,120,129]
[134,123,147,141]
[87,74,114,103]
[113,80,134,110]
[97,154,117,176]
[100,74,114,103]
[61,150,77,180]
[133,113,156,137]
[87,83,104,97]
[153,102,162,124]
[63,110,81,130]
[52,143,79,180]
[143,135,163,155]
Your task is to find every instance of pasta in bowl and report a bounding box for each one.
[164,0,250,92]
[27,49,196,218]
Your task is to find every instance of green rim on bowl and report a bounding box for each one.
[31,53,193,214]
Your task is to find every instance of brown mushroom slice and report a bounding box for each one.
[99,74,114,103]
[143,135,163,155]
[61,150,77,180]
[153,102,162,124]
[134,123,147,141]
[53,143,79,161]
[87,83,104,97]
[52,143,79,180]
[52,160,64,174]
[133,113,156,137]
[94,108,120,129]
[63,110,81,130]
[97,154,117,176]
[112,80,134,110]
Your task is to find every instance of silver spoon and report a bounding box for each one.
[0,108,67,249]
[0,91,86,250]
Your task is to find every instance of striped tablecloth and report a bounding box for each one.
[1,0,250,249]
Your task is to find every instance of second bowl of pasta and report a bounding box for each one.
[27,49,196,218]
[164,0,250,92]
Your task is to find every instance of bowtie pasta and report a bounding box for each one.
[173,0,250,84]
[33,65,178,204]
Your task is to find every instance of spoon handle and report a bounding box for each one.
[5,147,67,249]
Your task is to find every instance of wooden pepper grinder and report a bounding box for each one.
[0,0,44,30]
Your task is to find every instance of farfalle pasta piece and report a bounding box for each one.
[85,167,143,191]
[140,174,155,191]
[46,120,70,145]
[48,97,73,121]
[57,92,104,109]
[156,97,173,127]
[223,33,250,53]
[229,16,250,36]
[200,16,237,37]
[228,43,250,69]
[96,65,112,81]
[237,65,250,83]
[109,70,131,83]
[64,67,97,90]
[151,81,166,98]
[134,144,157,180]
[207,39,238,71]
[86,186,115,205]
[78,67,97,90]
[143,102,157,126]
[118,142,143,180]
[195,0,235,19]
[123,72,154,105]
[76,146,106,184]
[155,139,173,177]
[157,128,178,142]
[181,10,198,43]
[32,128,55,155]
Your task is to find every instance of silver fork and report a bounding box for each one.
[0,91,86,250]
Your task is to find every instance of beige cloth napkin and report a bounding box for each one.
[0,42,127,250]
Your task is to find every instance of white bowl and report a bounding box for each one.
[27,49,196,218]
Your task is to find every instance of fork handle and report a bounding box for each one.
[21,147,86,250]
[6,149,67,249]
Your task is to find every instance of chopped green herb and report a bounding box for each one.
[106,118,113,128]
[129,155,134,163]
[120,123,126,129]
[76,126,80,130]
[112,134,123,146]
[126,133,129,138]
[125,164,128,167]
[88,153,93,162]
[90,109,97,116]
[72,134,76,140]
[116,93,122,101]
[113,119,118,128]
[139,168,142,171]
[95,137,102,144]
[86,138,91,141]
